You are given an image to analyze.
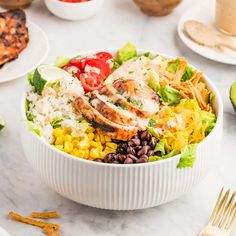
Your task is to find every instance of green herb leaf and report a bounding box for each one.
[148,118,156,127]
[166,59,180,73]
[158,86,182,105]
[177,144,197,168]
[50,118,63,128]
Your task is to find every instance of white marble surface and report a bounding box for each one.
[0,0,236,235]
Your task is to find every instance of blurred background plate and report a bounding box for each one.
[178,0,236,65]
[0,21,49,83]
[0,226,10,236]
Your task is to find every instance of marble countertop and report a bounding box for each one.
[0,0,236,235]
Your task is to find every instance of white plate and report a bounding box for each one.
[178,0,236,65]
[0,227,10,236]
[0,21,49,83]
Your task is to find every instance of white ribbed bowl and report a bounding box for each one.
[21,50,223,210]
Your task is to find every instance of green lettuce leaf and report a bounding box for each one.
[158,86,182,105]
[148,69,160,93]
[117,42,137,63]
[154,140,166,155]
[200,111,216,135]
[166,59,180,73]
[178,99,200,111]
[26,121,42,137]
[148,118,156,127]
[181,65,193,82]
[27,72,34,86]
[55,56,70,68]
[177,144,197,168]
[147,127,159,138]
[148,156,163,162]
[163,149,179,159]
[208,92,215,106]
[50,118,63,128]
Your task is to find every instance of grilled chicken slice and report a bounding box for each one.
[89,91,147,129]
[0,9,29,67]
[100,81,159,119]
[74,96,139,141]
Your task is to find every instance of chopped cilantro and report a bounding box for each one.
[148,118,156,127]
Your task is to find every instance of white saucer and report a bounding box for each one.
[178,0,236,65]
[0,227,10,236]
[0,21,49,83]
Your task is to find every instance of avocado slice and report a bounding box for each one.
[230,82,236,112]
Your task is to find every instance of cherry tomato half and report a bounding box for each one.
[84,58,111,79]
[67,58,86,71]
[79,72,103,92]
[95,52,113,62]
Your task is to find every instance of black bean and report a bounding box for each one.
[117,154,126,163]
[140,130,152,141]
[135,146,142,151]
[124,157,133,164]
[137,145,150,156]
[112,160,120,164]
[117,147,126,154]
[136,158,146,163]
[131,138,141,146]
[140,155,148,161]
[133,134,139,139]
[126,154,138,162]
[142,141,148,146]
[149,137,158,149]
[94,158,104,163]
[147,150,154,157]
[122,143,128,149]
[128,140,136,147]
[104,153,114,163]
[127,147,136,155]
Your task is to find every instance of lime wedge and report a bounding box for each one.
[33,65,71,95]
[230,81,236,112]
[0,116,5,131]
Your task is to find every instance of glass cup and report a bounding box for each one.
[216,0,236,36]
[0,0,33,9]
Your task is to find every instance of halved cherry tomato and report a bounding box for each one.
[96,52,113,62]
[84,58,111,79]
[67,58,86,71]
[79,72,103,92]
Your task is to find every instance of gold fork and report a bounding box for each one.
[199,188,236,236]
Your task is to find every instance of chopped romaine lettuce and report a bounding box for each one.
[147,127,159,138]
[55,56,70,68]
[177,144,197,168]
[166,59,180,73]
[117,42,137,64]
[158,86,182,105]
[208,92,215,106]
[148,156,163,162]
[163,149,179,159]
[178,99,200,111]
[25,99,34,121]
[181,65,193,82]
[154,140,166,155]
[200,111,216,135]
[148,69,160,93]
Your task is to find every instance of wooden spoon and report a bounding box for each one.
[184,20,236,52]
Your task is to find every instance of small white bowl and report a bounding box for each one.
[44,0,104,21]
[21,49,223,210]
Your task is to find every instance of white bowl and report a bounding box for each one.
[0,227,10,236]
[21,49,223,210]
[44,0,104,21]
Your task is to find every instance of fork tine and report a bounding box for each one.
[226,199,236,230]
[208,188,224,223]
[219,191,236,228]
[212,189,230,226]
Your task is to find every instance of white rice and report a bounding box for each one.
[26,76,84,143]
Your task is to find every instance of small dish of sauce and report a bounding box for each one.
[216,0,236,36]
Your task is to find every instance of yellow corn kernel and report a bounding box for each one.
[64,127,72,134]
[100,151,107,159]
[64,142,74,153]
[105,136,111,142]
[53,128,65,138]
[73,149,85,158]
[72,139,79,147]
[100,134,105,144]
[104,147,116,153]
[77,140,90,150]
[106,142,118,150]
[94,134,100,142]
[84,149,89,159]
[97,145,103,152]
[90,141,101,148]
[55,137,64,145]
[86,126,95,133]
[64,134,72,142]
[90,148,100,159]
[88,133,95,141]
